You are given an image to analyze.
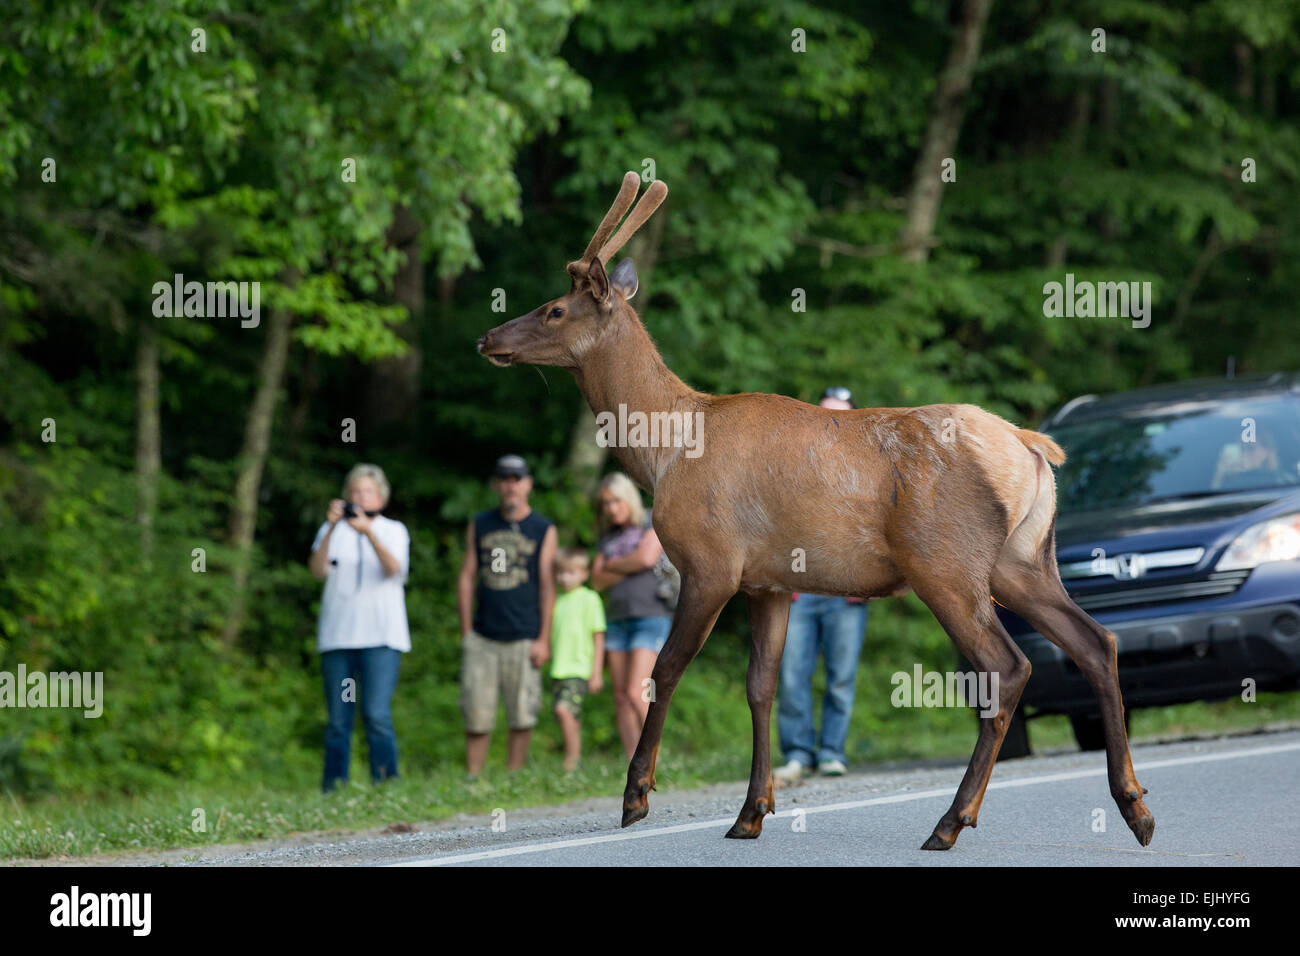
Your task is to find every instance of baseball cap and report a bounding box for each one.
[494,454,530,478]
[821,386,855,408]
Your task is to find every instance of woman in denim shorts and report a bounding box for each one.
[590,473,673,759]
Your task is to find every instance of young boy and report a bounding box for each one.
[549,548,606,770]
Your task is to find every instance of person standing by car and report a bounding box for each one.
[309,463,411,793]
[591,472,674,759]
[456,454,557,777]
[775,387,871,784]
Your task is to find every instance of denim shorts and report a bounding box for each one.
[605,615,671,654]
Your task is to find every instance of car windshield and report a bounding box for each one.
[1049,394,1300,514]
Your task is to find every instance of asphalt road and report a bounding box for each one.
[382,729,1300,867]
[68,727,1289,867]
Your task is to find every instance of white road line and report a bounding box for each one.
[386,738,1300,867]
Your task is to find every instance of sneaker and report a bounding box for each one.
[773,759,809,785]
[818,759,847,776]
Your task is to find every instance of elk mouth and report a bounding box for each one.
[476,335,514,367]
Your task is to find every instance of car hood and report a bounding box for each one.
[1055,487,1300,558]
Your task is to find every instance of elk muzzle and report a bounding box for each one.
[477,310,544,367]
[475,330,513,367]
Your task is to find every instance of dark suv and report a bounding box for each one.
[996,373,1300,755]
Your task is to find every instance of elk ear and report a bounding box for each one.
[610,258,638,300]
[585,256,612,307]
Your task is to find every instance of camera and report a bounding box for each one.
[342,502,379,520]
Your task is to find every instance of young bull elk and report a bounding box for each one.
[477,171,1154,850]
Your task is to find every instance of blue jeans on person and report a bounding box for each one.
[778,595,868,768]
[321,647,402,792]
[604,615,672,654]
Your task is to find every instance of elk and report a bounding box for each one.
[477,171,1155,850]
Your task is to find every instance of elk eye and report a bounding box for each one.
[549,307,564,318]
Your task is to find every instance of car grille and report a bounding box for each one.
[1069,569,1251,611]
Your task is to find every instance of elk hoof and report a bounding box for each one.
[725,817,763,839]
[1119,791,1155,846]
[621,780,653,828]
[960,813,975,827]
[1127,809,1155,847]
[621,801,649,828]
[921,832,954,851]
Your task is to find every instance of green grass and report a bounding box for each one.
[0,748,751,862]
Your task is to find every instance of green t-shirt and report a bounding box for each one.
[549,586,607,679]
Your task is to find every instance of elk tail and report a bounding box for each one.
[1016,428,1066,466]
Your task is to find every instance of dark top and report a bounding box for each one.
[599,512,672,621]
[472,508,553,641]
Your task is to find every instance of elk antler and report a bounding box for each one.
[581,170,641,261]
[568,172,670,284]
[597,178,668,265]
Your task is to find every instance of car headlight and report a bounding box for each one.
[1216,513,1300,571]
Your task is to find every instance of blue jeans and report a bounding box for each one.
[321,647,402,791]
[778,595,868,768]
[605,616,672,654]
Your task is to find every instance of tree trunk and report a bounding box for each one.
[1046,88,1091,268]
[286,348,318,448]
[1259,49,1275,116]
[366,204,424,426]
[1233,39,1253,104]
[899,0,995,263]
[134,318,161,559]
[565,405,607,497]
[223,298,295,647]
[1100,78,1120,240]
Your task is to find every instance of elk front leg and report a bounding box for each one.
[622,574,734,828]
[726,590,791,839]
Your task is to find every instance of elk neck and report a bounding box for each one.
[571,307,702,493]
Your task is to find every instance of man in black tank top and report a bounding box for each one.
[456,455,557,776]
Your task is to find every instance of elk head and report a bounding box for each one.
[477,171,668,369]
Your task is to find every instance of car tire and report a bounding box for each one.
[1070,711,1130,751]
[997,703,1032,760]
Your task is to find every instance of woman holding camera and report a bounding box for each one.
[309,463,410,792]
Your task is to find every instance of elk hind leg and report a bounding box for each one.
[992,561,1154,847]
[913,587,1032,850]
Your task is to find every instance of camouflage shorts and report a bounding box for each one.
[552,677,589,722]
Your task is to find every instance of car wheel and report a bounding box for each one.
[997,703,1032,760]
[1070,711,1131,751]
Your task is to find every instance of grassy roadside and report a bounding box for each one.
[5,690,1297,862]
[0,749,748,862]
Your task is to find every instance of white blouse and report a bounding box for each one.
[311,515,411,653]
